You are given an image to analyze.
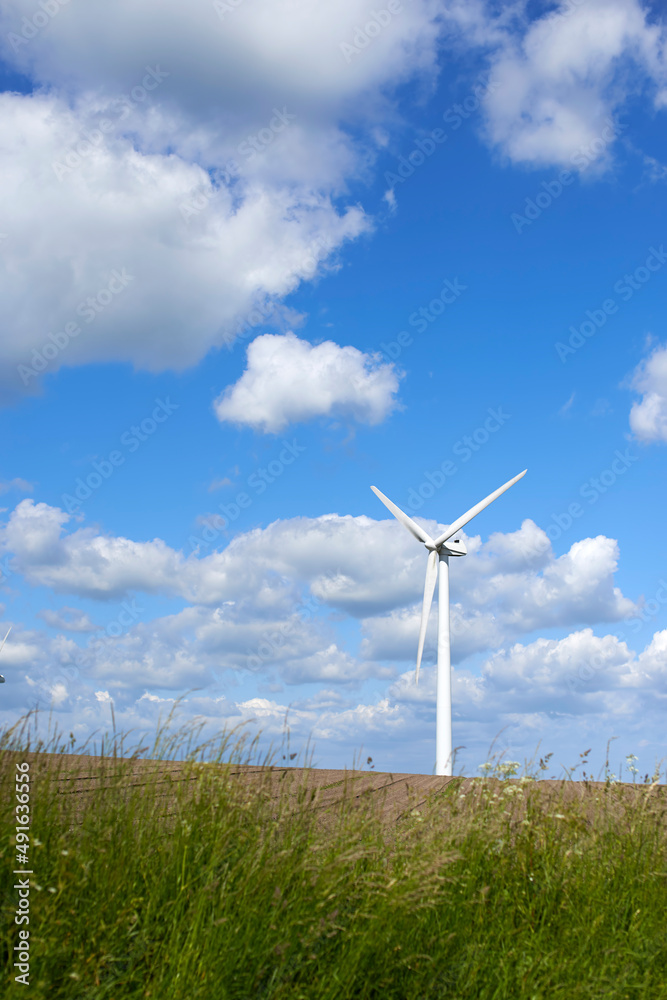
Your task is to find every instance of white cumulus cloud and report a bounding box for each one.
[214,331,402,433]
[0,0,445,399]
[0,90,368,399]
[0,500,639,673]
[628,341,667,443]
[446,0,667,170]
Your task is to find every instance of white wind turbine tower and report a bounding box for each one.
[371,470,526,776]
[0,626,11,684]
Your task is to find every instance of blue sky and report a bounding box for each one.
[1,0,666,779]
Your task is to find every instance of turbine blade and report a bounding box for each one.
[0,626,11,656]
[433,470,527,548]
[415,550,438,685]
[370,486,435,547]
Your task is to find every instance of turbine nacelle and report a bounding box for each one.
[438,537,466,558]
[425,537,466,557]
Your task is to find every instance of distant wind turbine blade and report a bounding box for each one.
[415,550,438,685]
[433,470,527,548]
[370,486,436,547]
[0,626,11,657]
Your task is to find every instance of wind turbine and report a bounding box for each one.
[370,470,526,776]
[0,626,11,684]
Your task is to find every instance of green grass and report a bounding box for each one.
[1,704,666,999]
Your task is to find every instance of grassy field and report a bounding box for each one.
[1,704,666,999]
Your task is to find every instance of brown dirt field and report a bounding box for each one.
[3,749,463,829]
[3,749,664,840]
